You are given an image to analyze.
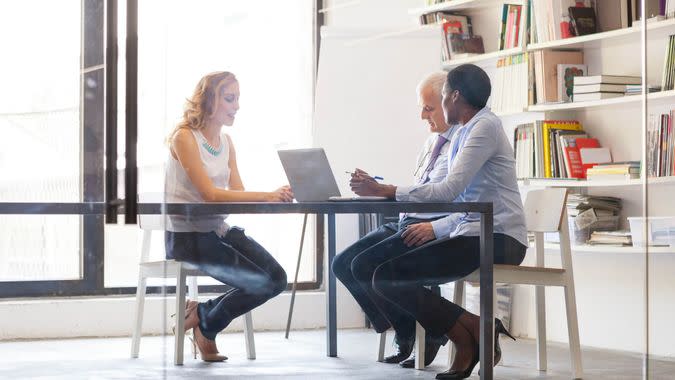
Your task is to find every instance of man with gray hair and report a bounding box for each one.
[331,71,458,368]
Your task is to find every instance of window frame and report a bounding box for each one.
[0,0,325,299]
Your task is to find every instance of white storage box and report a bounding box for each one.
[627,216,675,247]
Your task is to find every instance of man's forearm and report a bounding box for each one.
[377,184,397,199]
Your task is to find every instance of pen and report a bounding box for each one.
[345,171,383,181]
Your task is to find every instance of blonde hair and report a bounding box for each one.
[167,71,237,143]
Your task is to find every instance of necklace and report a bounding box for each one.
[199,131,223,156]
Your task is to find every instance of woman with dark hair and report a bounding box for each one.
[350,64,527,379]
[165,71,292,361]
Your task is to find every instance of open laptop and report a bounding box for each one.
[277,148,387,202]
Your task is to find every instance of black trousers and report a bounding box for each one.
[371,233,527,338]
[165,227,287,340]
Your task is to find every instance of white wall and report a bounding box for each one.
[322,0,675,359]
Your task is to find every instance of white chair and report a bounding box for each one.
[130,194,255,365]
[382,188,584,379]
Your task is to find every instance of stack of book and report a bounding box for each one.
[586,161,641,181]
[587,230,632,246]
[497,3,524,50]
[420,12,485,61]
[566,194,622,244]
[647,109,675,177]
[573,75,641,102]
[625,84,661,95]
[662,34,675,91]
[491,54,528,114]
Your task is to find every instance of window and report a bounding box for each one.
[0,0,321,297]
[105,0,320,289]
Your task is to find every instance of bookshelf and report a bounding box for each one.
[409,0,526,15]
[527,17,675,51]
[540,242,675,254]
[518,176,675,188]
[527,89,675,112]
[441,46,524,69]
[411,1,675,256]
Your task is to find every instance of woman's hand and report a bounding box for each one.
[401,222,436,247]
[266,185,294,202]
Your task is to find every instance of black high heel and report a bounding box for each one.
[435,345,480,380]
[494,318,516,366]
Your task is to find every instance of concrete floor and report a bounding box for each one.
[0,329,673,379]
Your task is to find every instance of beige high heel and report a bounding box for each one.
[171,300,199,335]
[190,326,228,362]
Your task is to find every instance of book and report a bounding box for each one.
[572,92,625,102]
[574,75,642,85]
[560,134,588,178]
[594,0,626,32]
[447,34,485,59]
[534,50,584,103]
[542,120,583,178]
[573,83,628,93]
[662,35,675,91]
[568,6,597,36]
[557,63,587,102]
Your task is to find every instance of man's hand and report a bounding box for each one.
[349,168,396,198]
[349,168,380,196]
[401,222,436,247]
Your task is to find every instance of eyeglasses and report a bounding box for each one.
[413,148,431,181]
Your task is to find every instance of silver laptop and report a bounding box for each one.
[277,148,387,202]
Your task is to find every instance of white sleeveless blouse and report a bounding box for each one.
[165,129,230,235]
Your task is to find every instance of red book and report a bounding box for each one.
[575,137,601,176]
[560,135,586,178]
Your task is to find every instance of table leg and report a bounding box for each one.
[479,211,494,380]
[326,213,337,357]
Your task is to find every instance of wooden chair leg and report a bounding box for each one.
[244,311,256,360]
[377,331,386,362]
[188,276,198,302]
[131,276,147,358]
[415,322,425,370]
[174,269,187,365]
[564,283,583,379]
[535,285,547,372]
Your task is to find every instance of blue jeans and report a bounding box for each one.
[165,227,287,340]
[332,217,447,345]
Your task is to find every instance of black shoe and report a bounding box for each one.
[381,336,414,364]
[435,346,479,380]
[399,340,442,368]
[476,318,518,376]
[494,318,516,366]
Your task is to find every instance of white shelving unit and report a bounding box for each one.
[528,90,675,112]
[540,242,675,254]
[409,0,525,15]
[441,47,524,69]
[412,1,675,256]
[527,18,675,51]
[519,176,675,188]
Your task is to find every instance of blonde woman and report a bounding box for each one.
[165,71,292,361]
